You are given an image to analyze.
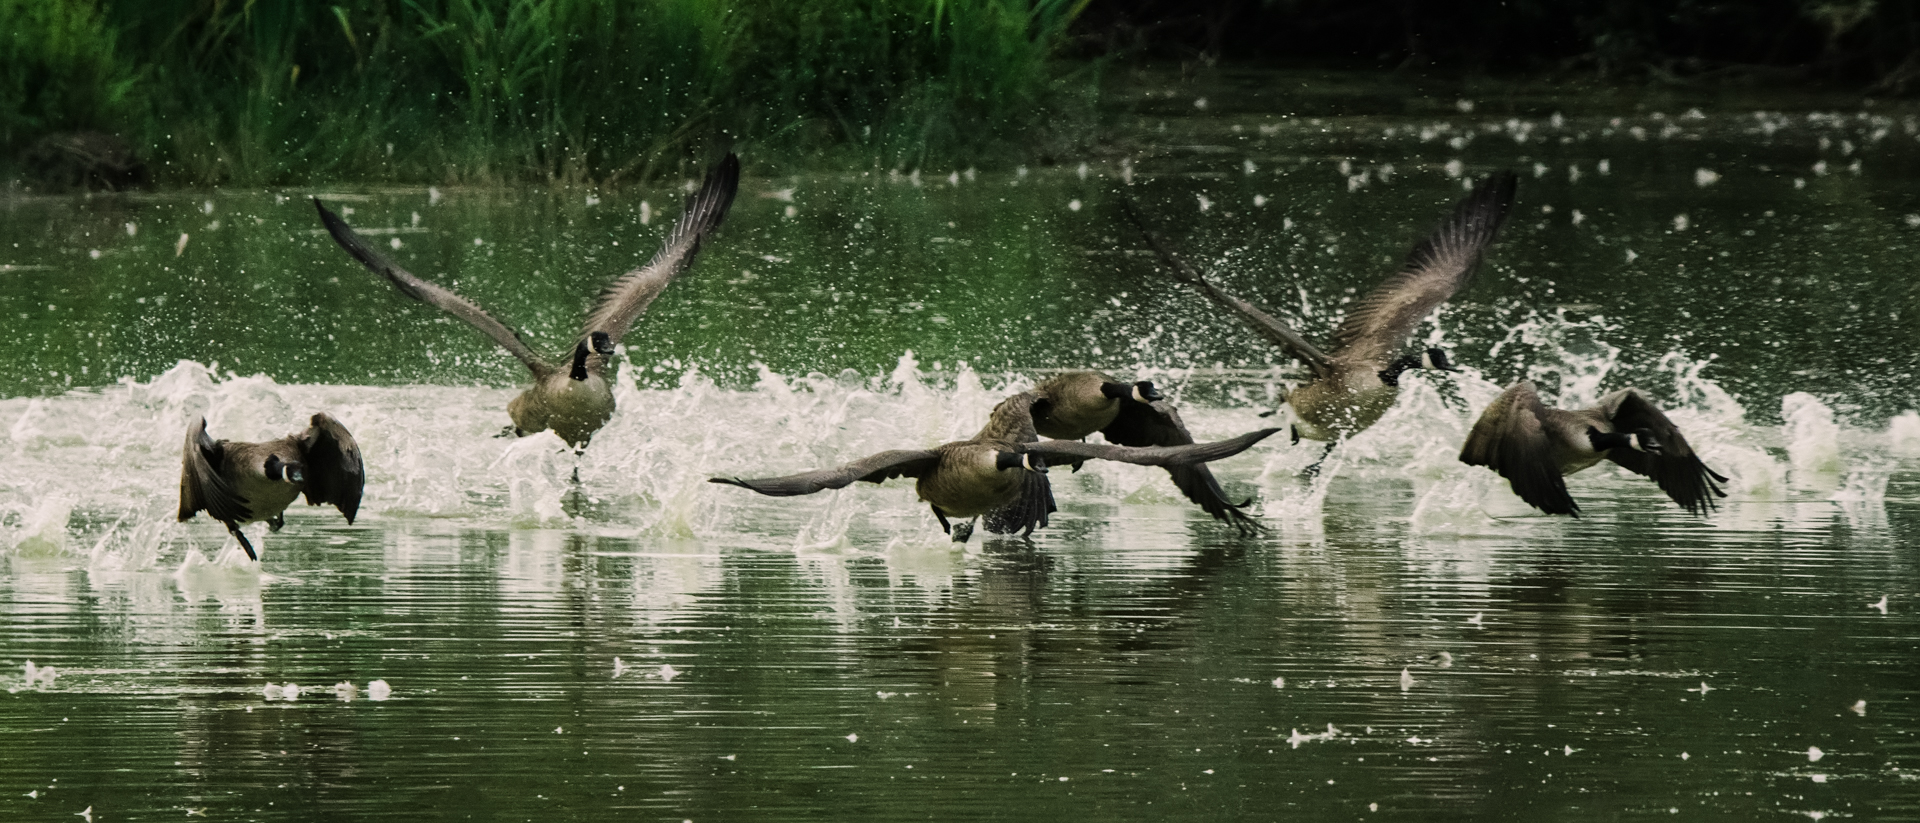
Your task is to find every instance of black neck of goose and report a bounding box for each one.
[1101,380,1162,404]
[1587,427,1634,452]
[569,342,592,381]
[994,451,1027,471]
[1377,355,1421,387]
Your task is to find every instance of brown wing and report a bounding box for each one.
[1459,381,1580,516]
[1120,197,1334,378]
[1596,389,1729,515]
[1102,402,1263,533]
[583,153,741,346]
[709,449,941,497]
[977,391,1041,445]
[298,412,365,523]
[1328,171,1516,368]
[178,416,251,524]
[314,199,552,376]
[982,467,1057,537]
[1026,427,1280,467]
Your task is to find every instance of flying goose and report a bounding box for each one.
[1125,171,1516,454]
[315,153,740,449]
[712,392,1279,542]
[1020,371,1262,533]
[1458,381,1728,516]
[178,413,364,560]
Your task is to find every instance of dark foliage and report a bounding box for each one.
[1079,0,1920,91]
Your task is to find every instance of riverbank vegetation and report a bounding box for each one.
[2,0,1094,187]
[6,0,1920,188]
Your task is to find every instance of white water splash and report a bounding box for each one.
[1782,392,1843,484]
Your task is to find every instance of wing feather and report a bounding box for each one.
[298,412,366,523]
[1025,427,1279,467]
[1460,381,1580,516]
[315,199,551,376]
[1102,402,1263,533]
[709,449,940,497]
[178,416,252,524]
[1120,197,1334,377]
[982,468,1057,536]
[1329,171,1516,367]
[583,153,741,346]
[1598,390,1729,515]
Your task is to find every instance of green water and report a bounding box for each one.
[2,72,1919,819]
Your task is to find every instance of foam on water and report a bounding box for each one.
[1783,391,1844,485]
[1,323,1906,567]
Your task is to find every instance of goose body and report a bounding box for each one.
[1023,371,1262,532]
[316,153,740,449]
[711,391,1278,541]
[508,360,615,447]
[178,413,364,560]
[1127,172,1516,446]
[1459,381,1728,516]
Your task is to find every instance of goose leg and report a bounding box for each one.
[1301,441,1337,478]
[225,522,260,561]
[932,506,953,534]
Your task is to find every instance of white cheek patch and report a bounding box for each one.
[1132,386,1148,403]
[1021,453,1035,471]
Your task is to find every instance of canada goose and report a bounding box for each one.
[1125,172,1516,453]
[1458,381,1728,516]
[314,153,740,449]
[178,413,364,560]
[1022,371,1261,533]
[711,392,1279,542]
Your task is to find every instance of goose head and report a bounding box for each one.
[995,452,1044,472]
[1101,380,1164,404]
[569,332,616,381]
[1420,348,1461,372]
[265,454,304,484]
[1630,430,1665,454]
[1587,427,1665,454]
[1379,347,1460,387]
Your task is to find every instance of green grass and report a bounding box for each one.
[0,0,1093,187]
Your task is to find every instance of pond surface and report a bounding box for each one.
[3,70,1920,820]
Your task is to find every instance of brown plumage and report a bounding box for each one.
[1459,381,1728,517]
[1020,371,1262,533]
[178,413,364,560]
[710,391,1279,542]
[1125,172,1516,445]
[315,153,740,449]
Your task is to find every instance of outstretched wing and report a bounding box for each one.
[314,199,551,376]
[1459,380,1580,516]
[178,416,251,525]
[709,449,941,497]
[1121,197,1334,378]
[1596,389,1729,515]
[1102,402,1263,533]
[1328,171,1516,367]
[583,153,741,346]
[298,412,365,523]
[1026,427,1280,467]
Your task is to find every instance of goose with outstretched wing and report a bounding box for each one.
[1125,172,1516,464]
[1459,381,1728,517]
[712,390,1278,543]
[179,412,364,561]
[315,153,740,449]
